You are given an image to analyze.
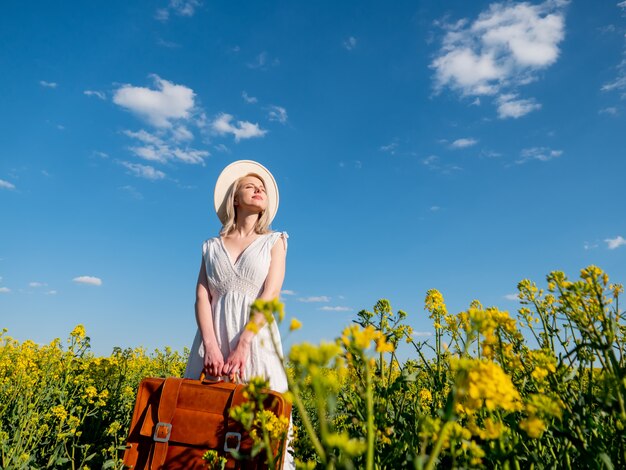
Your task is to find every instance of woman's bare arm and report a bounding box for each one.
[195,258,224,377]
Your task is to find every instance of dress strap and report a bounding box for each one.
[270,231,288,252]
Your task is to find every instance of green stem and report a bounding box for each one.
[260,411,276,470]
[424,421,452,470]
[365,358,374,470]
[267,320,327,464]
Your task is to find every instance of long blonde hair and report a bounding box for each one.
[219,173,272,236]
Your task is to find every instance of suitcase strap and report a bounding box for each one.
[150,377,184,470]
[224,384,247,470]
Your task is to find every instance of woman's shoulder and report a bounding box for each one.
[203,235,221,245]
[266,230,288,240]
[201,236,221,254]
[266,230,288,252]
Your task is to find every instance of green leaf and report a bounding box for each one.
[598,453,614,470]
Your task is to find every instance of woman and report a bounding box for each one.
[184,159,289,393]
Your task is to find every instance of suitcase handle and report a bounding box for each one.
[199,372,242,384]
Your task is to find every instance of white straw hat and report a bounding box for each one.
[214,160,279,225]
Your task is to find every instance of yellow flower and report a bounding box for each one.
[107,421,122,436]
[425,289,447,319]
[252,410,289,443]
[67,415,81,430]
[51,405,68,421]
[289,318,302,332]
[469,417,505,440]
[246,322,260,334]
[529,350,557,383]
[419,389,433,405]
[520,416,546,438]
[70,324,86,339]
[375,336,395,354]
[323,432,367,457]
[84,385,98,403]
[452,358,522,414]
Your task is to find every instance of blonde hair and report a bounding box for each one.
[220,173,272,236]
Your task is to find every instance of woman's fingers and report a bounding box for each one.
[204,358,224,377]
[222,359,244,378]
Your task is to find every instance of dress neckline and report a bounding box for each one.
[218,232,271,267]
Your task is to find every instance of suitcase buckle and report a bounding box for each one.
[224,431,241,453]
[153,422,172,443]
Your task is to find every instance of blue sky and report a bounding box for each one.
[1,0,625,357]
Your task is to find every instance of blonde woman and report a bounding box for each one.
[184,160,289,394]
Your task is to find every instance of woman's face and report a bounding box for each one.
[234,175,268,213]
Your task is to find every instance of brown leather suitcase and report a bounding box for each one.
[122,377,291,469]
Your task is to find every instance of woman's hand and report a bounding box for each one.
[222,337,252,381]
[203,342,224,378]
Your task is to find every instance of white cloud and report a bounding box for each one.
[157,38,180,48]
[242,91,258,104]
[413,331,434,337]
[113,75,195,128]
[268,105,288,124]
[45,290,57,295]
[599,2,625,95]
[214,144,230,153]
[423,155,439,166]
[120,161,166,180]
[123,129,208,165]
[171,148,210,164]
[480,149,502,158]
[605,236,626,250]
[247,51,279,70]
[496,93,541,118]
[602,75,626,93]
[129,145,165,163]
[84,90,106,100]
[39,80,58,88]
[451,137,478,148]
[29,282,47,287]
[0,179,16,190]
[171,125,193,142]
[211,113,267,141]
[379,142,398,154]
[517,146,563,164]
[599,107,618,116]
[430,206,440,212]
[504,293,519,301]
[0,287,10,294]
[72,276,102,286]
[120,185,144,200]
[281,289,296,296]
[431,0,567,114]
[156,0,201,21]
[155,9,169,21]
[298,296,331,303]
[584,241,598,250]
[422,155,462,174]
[319,306,352,312]
[338,161,362,169]
[124,129,163,146]
[343,36,357,51]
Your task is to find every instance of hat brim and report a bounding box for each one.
[214,160,279,225]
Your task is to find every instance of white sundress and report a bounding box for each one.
[184,231,289,393]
